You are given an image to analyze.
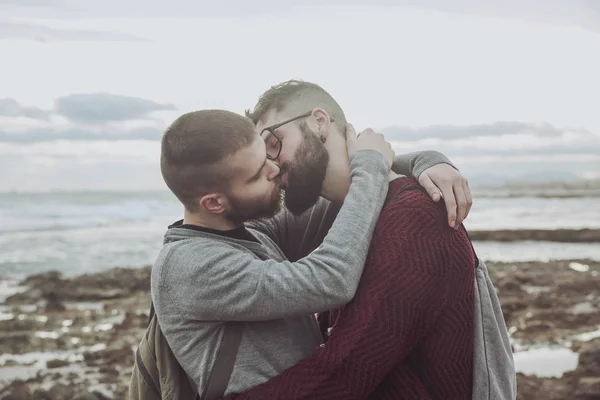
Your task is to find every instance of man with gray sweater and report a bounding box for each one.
[152,104,469,397]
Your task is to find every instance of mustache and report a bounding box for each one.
[278,161,291,175]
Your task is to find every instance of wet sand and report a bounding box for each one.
[1,259,599,400]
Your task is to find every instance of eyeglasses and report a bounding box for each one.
[260,111,335,161]
[260,111,311,161]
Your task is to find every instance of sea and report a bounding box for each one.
[1,184,600,279]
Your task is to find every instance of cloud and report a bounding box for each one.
[413,139,600,157]
[381,121,593,141]
[0,18,148,42]
[1,94,598,170]
[389,123,600,159]
[2,0,599,33]
[0,93,175,142]
[54,93,176,124]
[0,98,48,119]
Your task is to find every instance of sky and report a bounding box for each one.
[1,0,599,192]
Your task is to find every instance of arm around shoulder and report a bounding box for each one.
[162,150,391,322]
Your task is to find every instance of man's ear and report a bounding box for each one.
[199,193,227,215]
[310,107,333,141]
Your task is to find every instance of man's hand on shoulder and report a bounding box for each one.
[417,164,472,229]
[346,124,395,169]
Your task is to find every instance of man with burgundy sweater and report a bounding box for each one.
[221,81,514,400]
[226,177,475,400]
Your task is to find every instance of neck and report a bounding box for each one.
[183,208,237,231]
[320,134,351,204]
[320,134,399,204]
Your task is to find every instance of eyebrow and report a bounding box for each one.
[247,157,267,183]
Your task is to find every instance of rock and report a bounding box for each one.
[0,318,38,333]
[0,332,31,354]
[1,393,31,400]
[31,390,50,400]
[1,360,21,367]
[501,280,522,292]
[47,384,75,400]
[118,311,143,330]
[22,271,62,286]
[46,359,69,369]
[520,320,555,333]
[73,393,98,400]
[84,346,133,367]
[7,267,151,305]
[469,228,600,243]
[43,292,65,312]
[575,338,600,376]
[98,366,119,376]
[574,376,600,400]
[66,372,79,380]
[516,373,574,400]
[1,381,31,400]
[0,260,595,400]
[91,391,112,400]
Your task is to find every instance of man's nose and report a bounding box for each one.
[266,160,281,181]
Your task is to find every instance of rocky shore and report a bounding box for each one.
[1,259,599,400]
[469,228,600,243]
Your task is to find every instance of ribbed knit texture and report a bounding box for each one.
[223,177,475,400]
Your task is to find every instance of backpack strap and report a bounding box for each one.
[146,301,243,400]
[148,301,155,325]
[200,321,244,400]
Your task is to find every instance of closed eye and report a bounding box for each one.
[247,159,267,183]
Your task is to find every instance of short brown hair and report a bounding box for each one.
[160,109,255,211]
[246,80,347,131]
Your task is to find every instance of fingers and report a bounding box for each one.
[463,179,473,218]
[416,164,473,228]
[418,172,441,203]
[354,128,394,168]
[440,183,457,228]
[453,183,469,227]
[345,123,357,156]
[359,128,374,137]
[345,123,357,141]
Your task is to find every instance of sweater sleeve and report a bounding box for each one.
[220,206,451,400]
[392,150,455,178]
[162,150,388,321]
[246,150,454,261]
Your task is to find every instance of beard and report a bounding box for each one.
[280,123,329,216]
[225,186,284,226]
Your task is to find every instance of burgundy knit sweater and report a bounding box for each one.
[222,177,475,400]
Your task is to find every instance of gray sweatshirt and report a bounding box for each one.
[151,149,451,395]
